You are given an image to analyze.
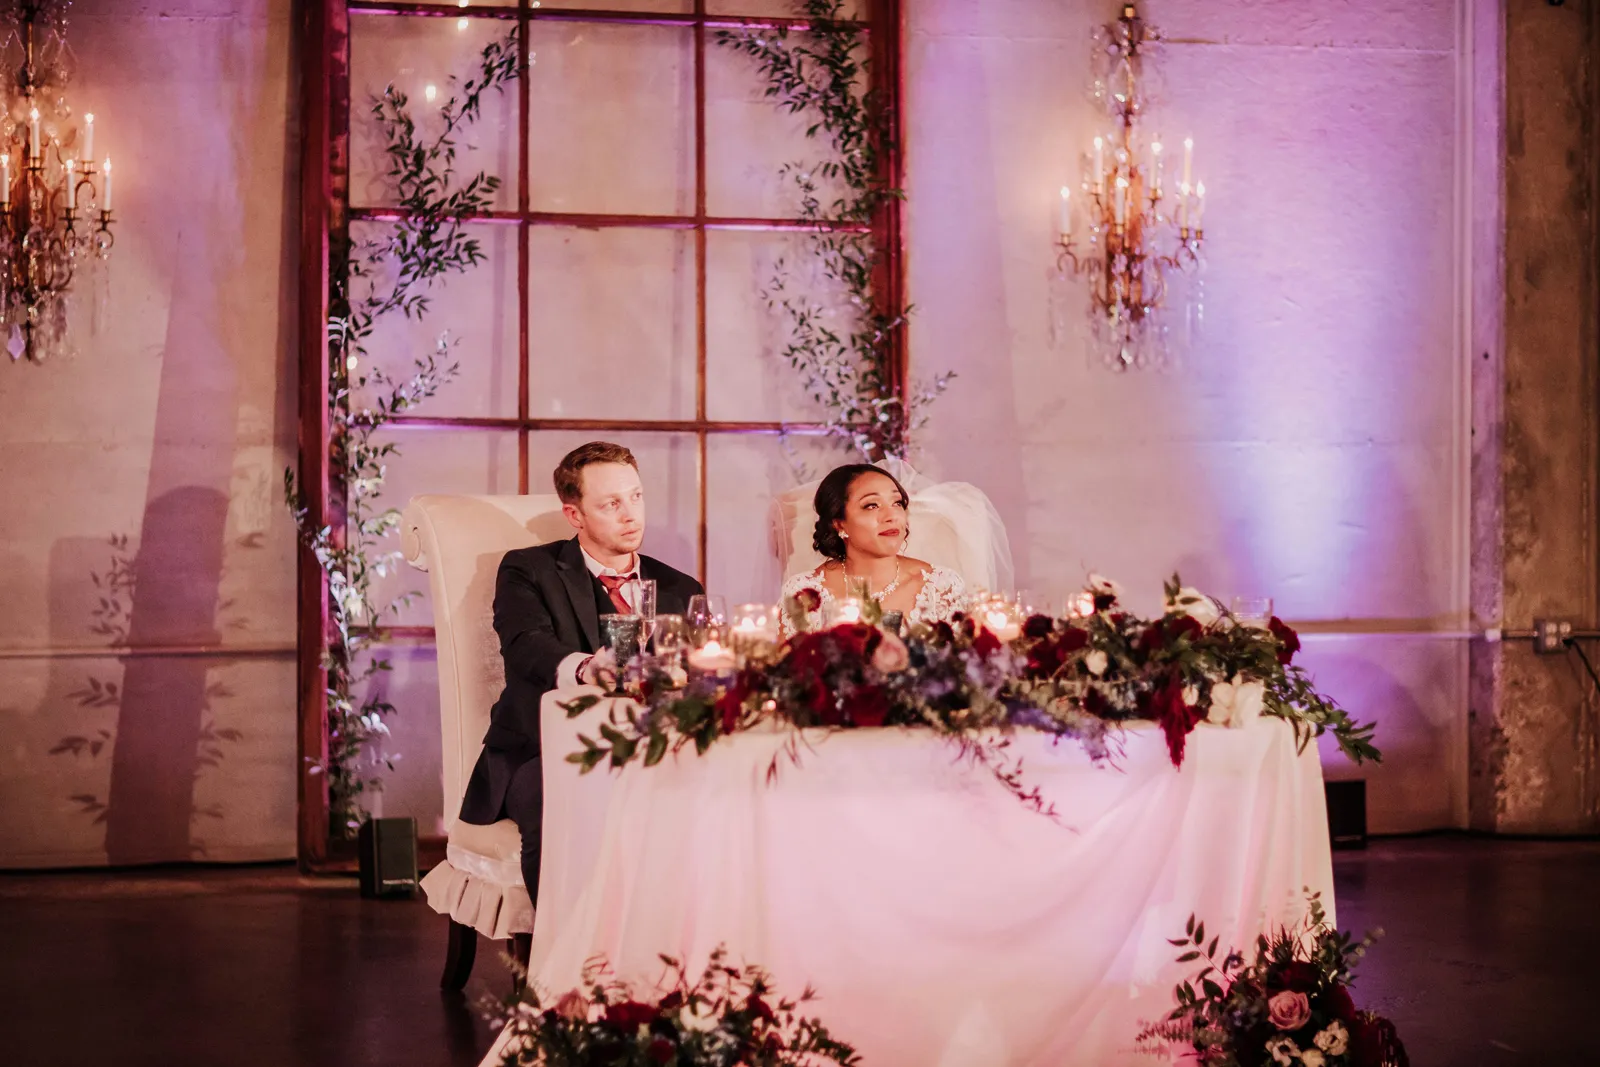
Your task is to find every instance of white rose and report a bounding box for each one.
[1166,585,1220,627]
[1086,573,1123,602]
[1265,1036,1298,1067]
[1207,678,1266,728]
[1301,1051,1325,1067]
[1085,649,1109,677]
[1230,679,1265,729]
[1315,1021,1349,1057]
[678,999,718,1033]
[1206,681,1236,726]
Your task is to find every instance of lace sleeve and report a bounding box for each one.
[913,566,967,625]
[778,568,827,640]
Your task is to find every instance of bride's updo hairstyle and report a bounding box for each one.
[812,464,911,561]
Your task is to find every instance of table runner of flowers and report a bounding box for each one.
[565,575,1381,815]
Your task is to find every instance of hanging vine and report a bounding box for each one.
[286,30,521,836]
[715,0,952,462]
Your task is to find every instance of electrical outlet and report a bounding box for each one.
[1533,619,1573,655]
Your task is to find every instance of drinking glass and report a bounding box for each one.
[686,594,727,647]
[1229,596,1274,630]
[652,613,685,665]
[599,613,643,665]
[635,579,658,647]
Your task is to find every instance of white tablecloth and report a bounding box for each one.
[513,687,1333,1067]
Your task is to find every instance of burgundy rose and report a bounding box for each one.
[647,1037,677,1064]
[748,995,776,1022]
[1273,960,1321,994]
[1057,626,1089,653]
[1322,982,1358,1024]
[716,674,750,732]
[1023,614,1055,640]
[1027,639,1069,678]
[604,1000,658,1030]
[1269,616,1301,665]
[842,684,890,727]
[1093,592,1116,613]
[973,627,1003,658]
[931,620,956,643]
[794,587,822,613]
[1267,990,1311,1031]
[1154,673,1202,767]
[1352,1013,1409,1067]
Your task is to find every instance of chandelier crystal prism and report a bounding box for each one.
[1056,3,1202,370]
[1,0,113,364]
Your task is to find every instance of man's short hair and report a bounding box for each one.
[553,441,638,505]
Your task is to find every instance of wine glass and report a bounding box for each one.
[635,579,658,647]
[652,613,685,666]
[686,594,727,646]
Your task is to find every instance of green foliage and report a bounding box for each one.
[285,30,520,835]
[715,1,951,461]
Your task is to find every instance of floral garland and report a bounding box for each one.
[1138,895,1409,1067]
[714,0,951,461]
[566,575,1379,815]
[285,31,520,835]
[490,945,859,1067]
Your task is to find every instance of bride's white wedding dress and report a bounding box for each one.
[778,563,967,639]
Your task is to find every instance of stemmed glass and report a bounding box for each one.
[635,579,658,648]
[652,613,685,668]
[686,594,727,647]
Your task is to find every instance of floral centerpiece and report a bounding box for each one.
[489,946,859,1067]
[1138,895,1408,1067]
[565,575,1379,814]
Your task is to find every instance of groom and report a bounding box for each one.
[456,441,703,901]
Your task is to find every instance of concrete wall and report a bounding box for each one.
[0,0,299,866]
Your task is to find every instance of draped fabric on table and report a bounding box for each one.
[503,688,1334,1067]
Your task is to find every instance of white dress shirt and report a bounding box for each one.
[556,544,641,688]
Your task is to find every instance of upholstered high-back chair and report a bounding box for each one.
[402,493,571,989]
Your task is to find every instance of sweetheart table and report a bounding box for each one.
[497,685,1334,1067]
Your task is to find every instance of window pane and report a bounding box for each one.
[349,15,519,212]
[526,430,699,578]
[707,0,866,17]
[537,0,692,11]
[527,22,694,215]
[350,220,520,420]
[527,227,696,420]
[705,30,856,219]
[705,432,841,603]
[705,229,842,423]
[362,429,521,627]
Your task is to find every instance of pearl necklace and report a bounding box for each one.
[840,557,901,602]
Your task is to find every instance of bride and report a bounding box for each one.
[779,464,966,637]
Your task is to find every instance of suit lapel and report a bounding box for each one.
[555,537,601,650]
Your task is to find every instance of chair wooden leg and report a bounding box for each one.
[510,932,532,995]
[441,919,477,992]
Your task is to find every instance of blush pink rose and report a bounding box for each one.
[1268,990,1312,1032]
[871,631,910,673]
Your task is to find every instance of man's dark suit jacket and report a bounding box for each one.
[458,535,703,825]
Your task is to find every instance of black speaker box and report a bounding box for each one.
[1325,779,1367,850]
[358,816,419,899]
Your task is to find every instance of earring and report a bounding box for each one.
[841,532,849,539]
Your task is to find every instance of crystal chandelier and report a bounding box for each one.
[1056,3,1202,370]
[1,0,113,364]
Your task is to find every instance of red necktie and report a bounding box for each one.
[597,573,637,614]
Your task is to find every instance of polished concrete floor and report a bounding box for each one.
[1,836,1596,1067]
